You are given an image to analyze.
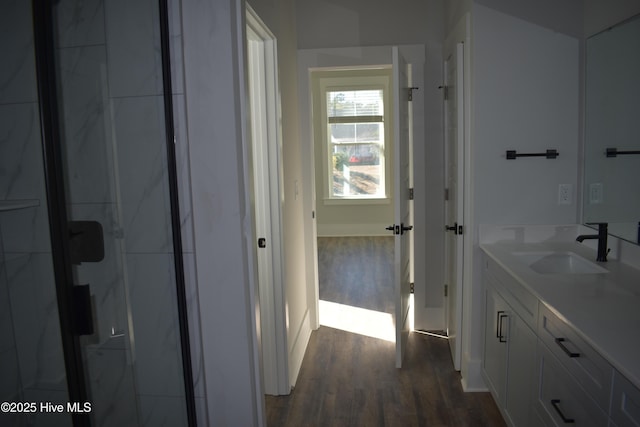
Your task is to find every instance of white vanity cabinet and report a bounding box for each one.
[481,247,640,427]
[482,256,538,427]
[537,304,613,413]
[611,371,640,427]
[535,342,609,426]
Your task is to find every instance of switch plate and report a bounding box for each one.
[558,184,573,205]
[589,183,603,204]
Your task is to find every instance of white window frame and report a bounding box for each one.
[315,70,393,204]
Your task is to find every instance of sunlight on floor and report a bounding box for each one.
[319,300,395,342]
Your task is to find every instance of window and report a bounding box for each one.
[314,69,392,202]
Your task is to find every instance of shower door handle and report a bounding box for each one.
[68,221,105,264]
[72,284,94,336]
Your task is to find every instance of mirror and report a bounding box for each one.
[584,13,640,244]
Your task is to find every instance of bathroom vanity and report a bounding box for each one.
[480,231,640,427]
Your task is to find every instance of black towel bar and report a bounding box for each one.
[506,149,558,160]
[606,148,640,157]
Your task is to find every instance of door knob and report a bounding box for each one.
[385,224,400,235]
[445,223,458,232]
[401,224,413,235]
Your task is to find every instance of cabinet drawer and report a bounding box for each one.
[536,344,609,427]
[484,255,538,330]
[611,371,640,427]
[538,304,613,411]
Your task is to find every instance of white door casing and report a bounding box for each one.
[443,42,465,371]
[246,6,289,395]
[392,46,412,369]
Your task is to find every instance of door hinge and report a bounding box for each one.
[444,188,449,201]
[444,284,448,297]
[439,85,449,101]
[410,283,415,294]
[409,188,414,200]
[408,87,419,101]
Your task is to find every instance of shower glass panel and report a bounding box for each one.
[1,0,192,425]
[1,1,72,426]
[51,0,190,425]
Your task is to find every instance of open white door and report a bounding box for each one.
[392,47,413,368]
[246,6,289,395]
[443,42,465,371]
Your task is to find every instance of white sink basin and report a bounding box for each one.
[512,251,608,275]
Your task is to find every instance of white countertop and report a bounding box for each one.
[480,239,640,389]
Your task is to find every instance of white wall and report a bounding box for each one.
[180,0,264,425]
[461,3,580,389]
[296,0,447,331]
[179,0,310,423]
[311,68,395,237]
[584,0,640,36]
[296,0,443,49]
[475,0,583,37]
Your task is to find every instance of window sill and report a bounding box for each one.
[323,197,390,206]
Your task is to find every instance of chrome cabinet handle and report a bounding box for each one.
[551,399,575,424]
[555,338,580,358]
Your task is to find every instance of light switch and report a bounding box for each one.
[589,183,603,204]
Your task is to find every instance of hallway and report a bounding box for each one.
[265,237,505,426]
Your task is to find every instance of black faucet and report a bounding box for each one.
[576,223,608,262]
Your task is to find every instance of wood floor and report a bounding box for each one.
[265,237,505,427]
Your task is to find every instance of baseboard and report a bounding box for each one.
[317,223,391,237]
[288,309,312,387]
[461,357,487,392]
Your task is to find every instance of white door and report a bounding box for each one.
[246,7,289,395]
[392,47,413,369]
[443,43,465,371]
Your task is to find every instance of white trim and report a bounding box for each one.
[316,72,392,201]
[461,357,489,392]
[287,308,312,387]
[245,4,290,396]
[322,197,390,206]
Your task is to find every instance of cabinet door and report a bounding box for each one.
[536,344,609,427]
[483,286,509,404]
[505,311,537,427]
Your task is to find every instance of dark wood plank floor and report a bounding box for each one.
[317,236,394,313]
[265,237,506,427]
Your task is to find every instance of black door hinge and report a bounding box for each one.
[410,283,415,294]
[444,284,448,297]
[408,87,419,101]
[409,188,414,200]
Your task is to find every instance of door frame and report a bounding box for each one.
[443,13,472,381]
[392,46,413,368]
[443,42,465,371]
[245,4,290,395]
[297,45,424,357]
